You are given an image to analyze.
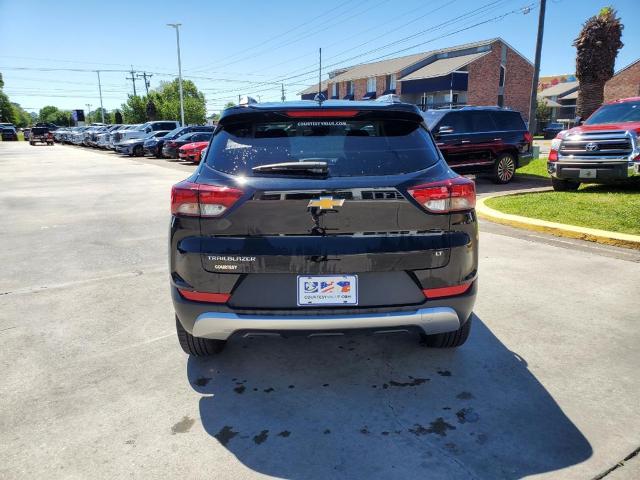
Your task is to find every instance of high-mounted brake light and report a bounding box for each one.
[171,180,243,217]
[407,177,475,213]
[285,110,359,118]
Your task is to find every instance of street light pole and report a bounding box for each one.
[86,103,92,124]
[167,23,185,126]
[96,71,105,123]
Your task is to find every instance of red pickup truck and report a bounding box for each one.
[548,97,640,190]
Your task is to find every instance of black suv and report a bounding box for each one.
[423,107,533,183]
[170,101,478,356]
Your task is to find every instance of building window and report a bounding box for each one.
[366,77,376,93]
[499,65,506,87]
[331,83,338,98]
[387,74,396,91]
[347,81,354,95]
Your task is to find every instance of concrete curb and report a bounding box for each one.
[477,194,640,250]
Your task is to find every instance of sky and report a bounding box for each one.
[0,0,638,116]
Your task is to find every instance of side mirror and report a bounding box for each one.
[437,125,454,135]
[574,116,583,126]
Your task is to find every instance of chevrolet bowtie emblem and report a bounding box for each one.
[308,196,345,210]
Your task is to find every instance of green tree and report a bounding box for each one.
[146,99,158,121]
[91,107,110,124]
[121,95,148,123]
[11,103,32,128]
[0,91,17,124]
[574,7,624,118]
[114,110,123,124]
[154,79,206,125]
[535,99,552,127]
[38,105,71,125]
[224,101,235,109]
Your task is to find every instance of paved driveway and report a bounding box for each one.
[1,142,638,479]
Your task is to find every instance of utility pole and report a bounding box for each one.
[96,71,105,123]
[238,94,241,104]
[167,23,185,126]
[281,83,285,102]
[86,103,92,124]
[126,65,138,97]
[137,72,153,95]
[528,0,547,134]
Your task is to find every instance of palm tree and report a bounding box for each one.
[574,7,623,119]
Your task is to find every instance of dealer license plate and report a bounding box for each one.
[297,275,358,306]
[579,169,597,179]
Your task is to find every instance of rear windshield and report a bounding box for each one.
[585,101,640,125]
[205,118,439,177]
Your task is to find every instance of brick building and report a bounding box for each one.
[538,81,578,121]
[604,59,640,102]
[299,38,534,121]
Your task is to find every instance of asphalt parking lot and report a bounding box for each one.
[1,141,639,480]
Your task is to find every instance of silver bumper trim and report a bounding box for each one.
[192,307,462,340]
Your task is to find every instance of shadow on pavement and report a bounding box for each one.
[474,176,550,196]
[187,316,591,479]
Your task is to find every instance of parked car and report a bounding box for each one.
[146,125,213,158]
[178,140,210,163]
[34,122,60,131]
[170,100,477,356]
[29,127,54,145]
[95,125,122,148]
[163,131,212,159]
[548,96,640,190]
[1,126,19,141]
[115,130,170,156]
[423,106,533,184]
[543,122,564,139]
[112,121,179,144]
[107,125,138,149]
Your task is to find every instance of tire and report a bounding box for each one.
[492,153,516,184]
[421,315,472,348]
[133,145,143,157]
[155,149,163,159]
[551,177,580,191]
[176,316,226,356]
[29,141,35,146]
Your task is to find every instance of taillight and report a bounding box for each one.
[171,180,243,217]
[524,131,533,143]
[548,137,562,162]
[407,177,476,213]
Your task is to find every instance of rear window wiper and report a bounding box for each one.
[252,161,328,175]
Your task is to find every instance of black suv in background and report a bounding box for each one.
[170,101,478,356]
[423,107,533,183]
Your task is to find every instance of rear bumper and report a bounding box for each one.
[173,281,477,340]
[193,307,462,340]
[548,159,640,181]
[518,151,534,167]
